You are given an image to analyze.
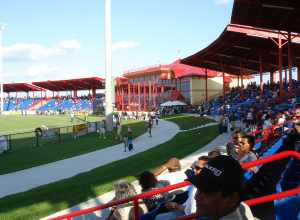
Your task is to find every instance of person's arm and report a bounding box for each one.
[152,164,168,177]
[165,202,185,211]
[152,158,180,176]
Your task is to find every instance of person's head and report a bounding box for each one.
[231,131,245,145]
[189,155,244,219]
[208,149,221,158]
[193,156,209,175]
[138,171,158,190]
[113,179,137,200]
[238,135,255,154]
[165,157,181,172]
[294,121,300,134]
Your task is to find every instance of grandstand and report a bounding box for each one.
[0,1,299,220]
[47,1,300,220]
[1,77,105,114]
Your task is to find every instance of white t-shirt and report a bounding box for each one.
[220,202,255,220]
[156,170,187,186]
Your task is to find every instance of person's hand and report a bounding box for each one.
[165,202,178,210]
[164,158,180,170]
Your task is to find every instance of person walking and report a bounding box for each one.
[148,118,153,137]
[123,134,128,152]
[128,134,134,151]
[116,121,122,141]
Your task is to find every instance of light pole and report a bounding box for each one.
[0,25,4,115]
[104,0,113,130]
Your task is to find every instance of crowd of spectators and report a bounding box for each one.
[107,80,300,220]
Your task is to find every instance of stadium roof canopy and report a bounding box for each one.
[181,0,300,76]
[181,24,300,75]
[32,77,105,91]
[231,0,300,34]
[4,83,45,93]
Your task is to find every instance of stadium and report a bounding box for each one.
[0,1,300,220]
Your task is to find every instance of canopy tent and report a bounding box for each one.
[160,100,187,107]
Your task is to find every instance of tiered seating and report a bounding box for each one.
[17,98,36,110]
[38,99,59,111]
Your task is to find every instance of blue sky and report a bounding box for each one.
[0,0,233,83]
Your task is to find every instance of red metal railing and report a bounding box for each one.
[49,151,300,220]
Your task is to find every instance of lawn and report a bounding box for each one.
[0,115,101,135]
[0,125,219,220]
[164,114,215,130]
[0,118,147,174]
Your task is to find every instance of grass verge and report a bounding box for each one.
[0,125,218,220]
[0,120,147,174]
[164,114,215,130]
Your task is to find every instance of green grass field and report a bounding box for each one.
[0,125,219,220]
[0,115,100,135]
[164,115,215,130]
[0,115,147,174]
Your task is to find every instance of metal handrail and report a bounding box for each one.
[49,150,300,220]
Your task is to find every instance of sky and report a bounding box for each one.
[0,0,234,83]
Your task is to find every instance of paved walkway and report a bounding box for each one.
[43,131,231,220]
[0,120,180,199]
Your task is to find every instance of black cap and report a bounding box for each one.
[188,155,244,196]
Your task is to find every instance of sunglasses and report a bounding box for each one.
[194,165,202,171]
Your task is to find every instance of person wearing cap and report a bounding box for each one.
[154,156,210,220]
[188,155,255,220]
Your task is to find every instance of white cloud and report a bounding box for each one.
[58,40,81,50]
[4,40,81,62]
[215,0,231,5]
[23,65,95,82]
[25,65,59,78]
[112,41,140,51]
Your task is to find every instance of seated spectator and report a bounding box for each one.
[138,171,171,212]
[208,149,222,158]
[154,156,210,220]
[153,158,186,186]
[107,179,145,220]
[188,155,255,220]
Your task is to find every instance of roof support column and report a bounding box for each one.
[259,54,263,97]
[143,84,146,111]
[128,83,131,111]
[240,62,244,100]
[220,62,225,101]
[288,33,293,97]
[205,68,208,102]
[278,35,284,99]
[138,83,141,111]
[121,87,124,111]
[92,88,96,98]
[148,81,152,110]
[237,75,240,88]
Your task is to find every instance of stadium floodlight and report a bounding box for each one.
[104,0,114,130]
[0,24,4,115]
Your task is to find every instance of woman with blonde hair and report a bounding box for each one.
[107,179,145,220]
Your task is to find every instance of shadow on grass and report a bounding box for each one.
[0,125,218,220]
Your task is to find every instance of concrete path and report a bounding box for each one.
[43,131,232,220]
[0,120,180,199]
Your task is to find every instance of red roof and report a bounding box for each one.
[32,77,104,91]
[4,83,45,93]
[182,24,300,75]
[170,61,219,78]
[231,0,300,34]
